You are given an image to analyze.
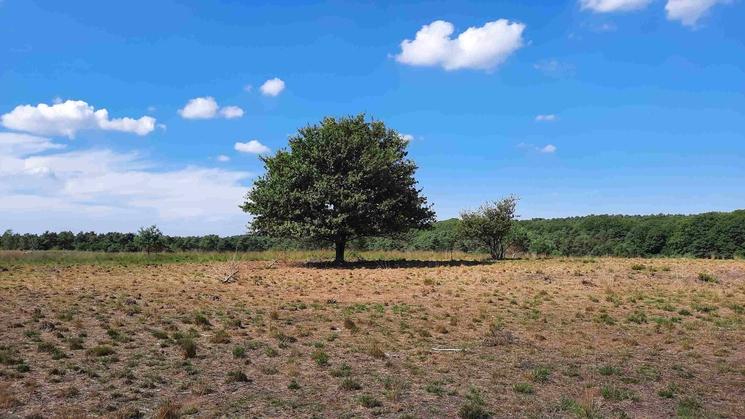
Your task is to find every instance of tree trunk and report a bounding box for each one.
[334,239,346,264]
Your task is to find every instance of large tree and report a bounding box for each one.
[242,114,435,263]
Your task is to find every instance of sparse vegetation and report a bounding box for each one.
[0,256,742,417]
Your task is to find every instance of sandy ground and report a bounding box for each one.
[1,257,744,418]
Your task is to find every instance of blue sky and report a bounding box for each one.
[1,0,744,235]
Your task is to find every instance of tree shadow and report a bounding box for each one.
[298,259,495,270]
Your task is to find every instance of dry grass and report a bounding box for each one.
[1,255,744,417]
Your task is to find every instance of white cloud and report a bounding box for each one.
[178,97,243,120]
[400,134,415,142]
[540,144,557,153]
[1,100,156,138]
[260,78,286,96]
[0,132,65,157]
[178,97,218,119]
[235,140,270,154]
[243,84,253,93]
[517,142,558,154]
[216,154,230,162]
[395,19,525,71]
[665,0,727,26]
[219,106,244,119]
[579,0,653,13]
[535,114,558,122]
[0,131,253,235]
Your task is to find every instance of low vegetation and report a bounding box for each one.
[0,255,743,416]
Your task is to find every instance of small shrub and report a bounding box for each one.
[288,379,301,390]
[600,385,638,401]
[596,313,616,325]
[312,349,329,366]
[365,342,386,360]
[358,394,382,408]
[153,400,180,419]
[68,337,85,350]
[178,338,197,359]
[559,397,599,418]
[87,345,115,357]
[226,370,250,383]
[151,329,169,340]
[232,346,246,358]
[627,310,648,324]
[599,365,620,376]
[458,387,491,419]
[531,366,551,383]
[677,397,703,418]
[697,272,718,283]
[331,363,352,378]
[340,378,362,391]
[513,383,534,394]
[37,341,67,359]
[658,383,678,399]
[194,313,211,327]
[425,381,445,396]
[0,348,22,365]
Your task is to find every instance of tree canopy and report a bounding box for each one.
[458,196,518,260]
[241,114,435,262]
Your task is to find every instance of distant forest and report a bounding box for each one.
[3,210,744,259]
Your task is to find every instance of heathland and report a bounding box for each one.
[1,253,743,417]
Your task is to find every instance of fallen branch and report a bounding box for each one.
[222,269,239,283]
[431,347,464,352]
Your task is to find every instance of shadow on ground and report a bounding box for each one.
[298,259,495,269]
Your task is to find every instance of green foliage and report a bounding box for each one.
[3,209,745,259]
[458,387,491,419]
[458,197,518,260]
[242,114,435,262]
[697,272,718,283]
[133,225,164,254]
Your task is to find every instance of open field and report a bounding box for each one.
[1,254,744,418]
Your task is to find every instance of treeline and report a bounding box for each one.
[3,210,744,258]
[357,211,745,259]
[0,230,307,253]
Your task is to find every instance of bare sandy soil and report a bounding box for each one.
[1,257,744,418]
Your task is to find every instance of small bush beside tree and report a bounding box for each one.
[458,197,518,260]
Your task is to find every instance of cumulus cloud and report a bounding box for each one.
[178,97,244,120]
[260,78,286,96]
[540,144,557,153]
[1,100,156,138]
[219,106,244,119]
[665,0,727,26]
[0,131,253,235]
[400,134,415,142]
[395,19,525,71]
[216,154,231,162]
[235,140,271,154]
[535,114,558,122]
[579,0,653,12]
